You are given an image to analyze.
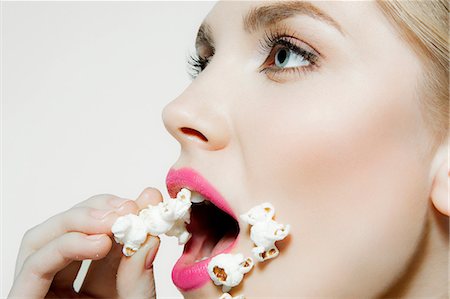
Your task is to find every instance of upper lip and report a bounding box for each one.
[166,167,237,220]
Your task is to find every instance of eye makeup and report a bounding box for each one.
[187,24,322,82]
[257,24,321,82]
[187,53,211,79]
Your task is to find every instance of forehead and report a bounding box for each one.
[202,0,385,41]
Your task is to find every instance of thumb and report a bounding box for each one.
[116,235,160,299]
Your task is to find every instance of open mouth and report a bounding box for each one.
[166,167,241,291]
[184,193,240,264]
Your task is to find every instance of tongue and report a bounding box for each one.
[186,203,217,259]
[211,230,237,256]
[186,202,238,261]
[188,228,236,262]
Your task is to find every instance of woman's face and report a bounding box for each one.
[163,1,433,297]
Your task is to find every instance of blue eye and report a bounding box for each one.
[274,47,310,68]
[187,29,320,81]
[258,30,320,81]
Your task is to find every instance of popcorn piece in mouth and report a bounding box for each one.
[112,188,193,256]
[240,202,290,262]
[207,253,254,293]
[219,293,245,299]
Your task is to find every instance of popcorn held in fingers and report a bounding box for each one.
[111,214,148,256]
[165,218,192,245]
[240,202,290,262]
[161,188,192,223]
[207,253,254,293]
[219,293,245,299]
[111,188,193,256]
[138,204,171,236]
[139,188,192,242]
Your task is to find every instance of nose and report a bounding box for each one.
[162,85,231,151]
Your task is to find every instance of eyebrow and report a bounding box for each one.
[195,0,344,48]
[243,1,344,35]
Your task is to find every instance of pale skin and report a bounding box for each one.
[9,189,163,298]
[9,1,449,298]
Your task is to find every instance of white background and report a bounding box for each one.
[1,1,216,297]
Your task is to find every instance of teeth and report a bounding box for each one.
[190,191,206,203]
[194,256,209,263]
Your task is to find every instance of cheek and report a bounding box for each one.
[233,69,430,295]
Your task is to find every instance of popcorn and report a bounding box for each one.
[219,293,245,299]
[207,253,254,293]
[139,188,191,239]
[165,218,191,245]
[138,205,173,236]
[240,202,290,262]
[112,188,193,256]
[240,202,275,225]
[111,214,148,256]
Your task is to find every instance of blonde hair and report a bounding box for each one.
[376,0,449,149]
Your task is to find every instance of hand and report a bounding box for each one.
[8,187,163,299]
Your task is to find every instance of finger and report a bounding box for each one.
[9,233,111,299]
[16,201,137,276]
[73,194,132,210]
[77,241,124,298]
[24,202,137,250]
[80,187,163,295]
[135,187,164,210]
[116,235,160,299]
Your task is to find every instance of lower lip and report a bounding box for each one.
[171,257,212,291]
[171,234,239,291]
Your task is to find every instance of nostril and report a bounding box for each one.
[180,127,208,142]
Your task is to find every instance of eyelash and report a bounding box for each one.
[187,27,320,80]
[258,28,320,80]
[187,54,211,79]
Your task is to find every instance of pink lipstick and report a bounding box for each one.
[166,167,239,291]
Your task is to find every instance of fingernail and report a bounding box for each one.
[85,234,104,241]
[90,209,115,220]
[145,236,160,270]
[108,197,128,208]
